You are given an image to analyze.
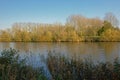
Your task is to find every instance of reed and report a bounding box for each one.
[0,49,120,80]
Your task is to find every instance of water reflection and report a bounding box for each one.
[0,42,120,63]
[0,42,10,50]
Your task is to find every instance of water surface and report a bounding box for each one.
[0,42,120,63]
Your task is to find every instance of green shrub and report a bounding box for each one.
[0,48,47,80]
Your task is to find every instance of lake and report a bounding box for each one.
[0,42,120,62]
[0,42,120,79]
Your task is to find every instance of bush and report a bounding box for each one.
[0,48,47,80]
[47,53,120,80]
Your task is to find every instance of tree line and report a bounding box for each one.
[0,12,120,42]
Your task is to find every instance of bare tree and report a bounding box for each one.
[104,12,119,27]
[66,15,88,29]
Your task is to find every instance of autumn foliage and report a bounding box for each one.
[0,14,120,42]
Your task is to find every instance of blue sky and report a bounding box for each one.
[0,0,120,29]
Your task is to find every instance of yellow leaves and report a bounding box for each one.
[100,29,120,41]
[40,31,53,41]
[0,22,120,42]
[0,30,11,42]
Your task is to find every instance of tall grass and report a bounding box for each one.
[0,48,120,80]
[47,52,120,80]
[0,48,47,80]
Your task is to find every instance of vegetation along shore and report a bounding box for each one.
[0,48,120,80]
[0,13,120,42]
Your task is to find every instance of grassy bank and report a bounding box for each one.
[0,49,120,80]
[47,54,120,80]
[0,48,47,80]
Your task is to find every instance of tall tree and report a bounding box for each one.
[104,12,119,27]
